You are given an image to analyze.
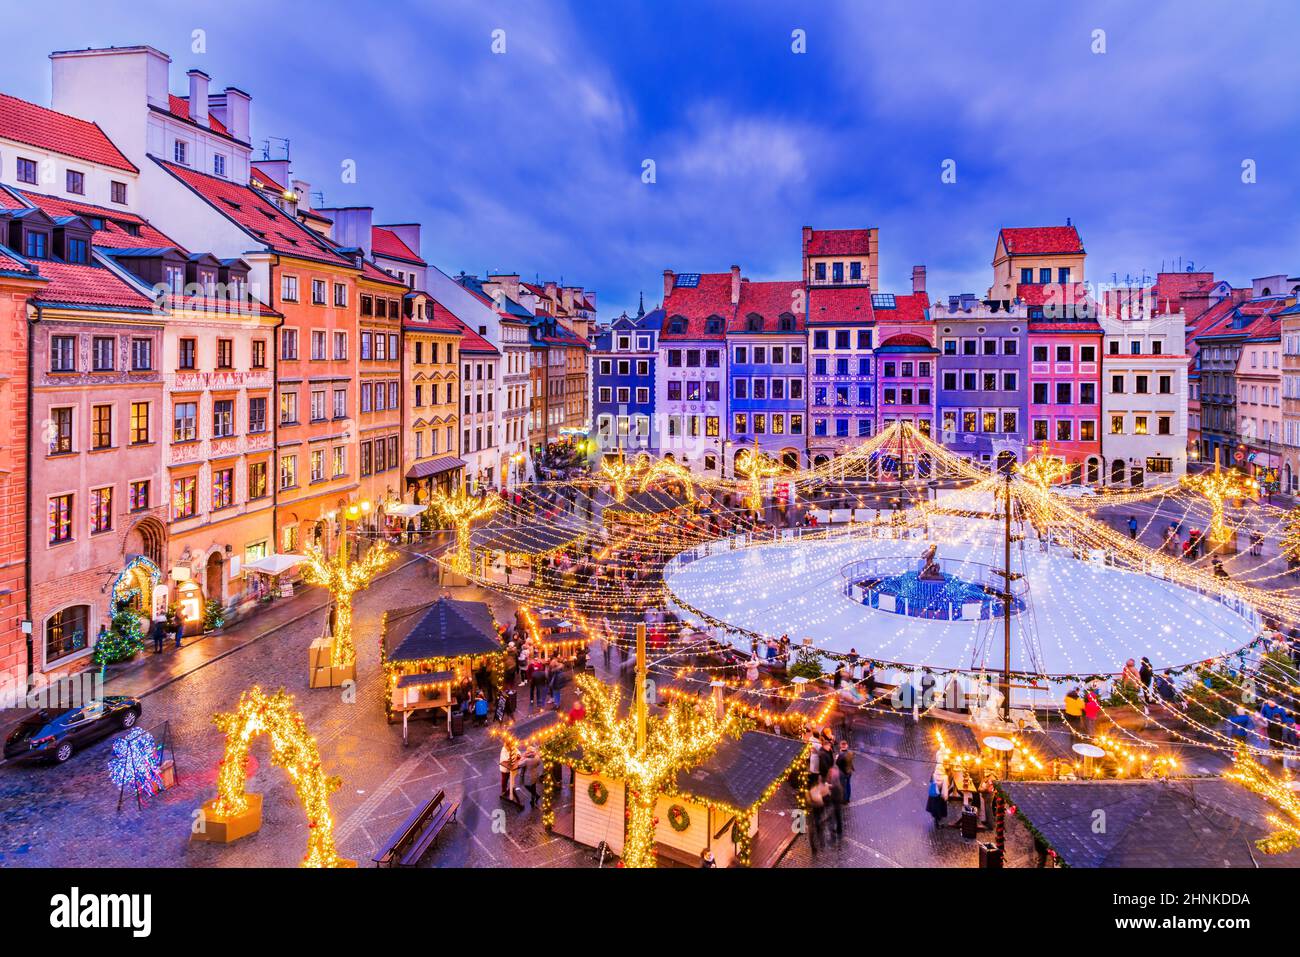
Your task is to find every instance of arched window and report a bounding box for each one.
[46,605,90,664]
[1111,459,1126,485]
[668,316,686,334]
[704,315,722,334]
[778,313,795,332]
[746,314,763,332]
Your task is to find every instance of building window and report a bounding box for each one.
[130,402,150,444]
[171,476,197,519]
[91,404,112,450]
[45,605,89,663]
[248,396,267,433]
[310,449,325,482]
[334,283,347,307]
[17,157,38,185]
[248,461,268,500]
[66,169,85,195]
[332,446,346,478]
[49,494,73,543]
[90,486,113,533]
[174,140,189,165]
[213,154,226,177]
[212,468,234,510]
[279,454,297,489]
[111,180,128,205]
[48,407,73,454]
[131,337,153,371]
[281,275,299,303]
[129,480,150,511]
[177,338,197,370]
[279,391,298,424]
[216,338,234,369]
[280,328,298,359]
[333,331,347,360]
[252,339,267,368]
[212,399,234,437]
[312,279,327,305]
[173,401,197,442]
[50,335,76,373]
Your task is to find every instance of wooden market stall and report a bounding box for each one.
[470,515,588,585]
[381,598,505,744]
[567,731,807,867]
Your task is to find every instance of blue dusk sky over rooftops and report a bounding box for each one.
[5,0,1300,318]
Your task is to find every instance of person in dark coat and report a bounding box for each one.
[926,775,948,827]
[1138,656,1154,702]
[151,617,165,654]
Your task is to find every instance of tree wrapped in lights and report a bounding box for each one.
[301,537,394,668]
[639,456,697,504]
[735,442,782,512]
[1015,442,1071,492]
[568,673,739,868]
[1226,747,1300,854]
[429,487,501,575]
[212,686,345,867]
[1280,508,1300,567]
[1180,461,1258,547]
[600,450,647,504]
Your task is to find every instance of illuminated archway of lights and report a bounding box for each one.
[211,686,345,868]
[356,421,1299,763]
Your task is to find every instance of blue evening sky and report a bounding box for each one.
[5,0,1299,318]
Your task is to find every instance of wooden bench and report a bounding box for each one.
[372,788,460,867]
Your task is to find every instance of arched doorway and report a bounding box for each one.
[1130,464,1144,487]
[206,552,225,607]
[996,450,1017,474]
[781,450,800,470]
[813,454,829,467]
[1085,457,1100,485]
[1110,459,1125,486]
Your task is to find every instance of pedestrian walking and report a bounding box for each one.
[1127,515,1138,540]
[807,778,829,852]
[150,616,165,654]
[1138,656,1154,702]
[1083,688,1101,738]
[499,741,520,800]
[520,748,542,808]
[837,741,855,803]
[925,774,948,828]
[826,764,846,839]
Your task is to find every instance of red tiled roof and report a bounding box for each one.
[359,258,409,288]
[805,228,872,257]
[0,93,138,173]
[167,94,230,136]
[730,279,804,333]
[0,246,37,277]
[456,320,498,355]
[371,226,424,265]
[878,332,930,349]
[1016,282,1093,307]
[17,189,180,249]
[31,260,154,310]
[873,291,931,325]
[999,225,1084,256]
[250,166,283,192]
[1195,297,1289,341]
[156,159,352,266]
[661,272,735,339]
[425,300,469,333]
[807,285,876,325]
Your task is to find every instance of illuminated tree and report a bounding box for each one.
[212,686,345,868]
[735,442,782,512]
[1015,442,1071,491]
[301,536,394,668]
[1181,462,1258,547]
[600,450,647,504]
[639,457,697,504]
[429,487,501,574]
[1280,508,1300,566]
[1226,747,1300,854]
[569,674,738,868]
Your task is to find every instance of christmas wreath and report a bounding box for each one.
[667,803,690,832]
[588,780,609,806]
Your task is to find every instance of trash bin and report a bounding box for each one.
[960,804,979,840]
[978,841,1003,869]
[451,710,465,737]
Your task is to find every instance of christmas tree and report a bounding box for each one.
[93,602,146,666]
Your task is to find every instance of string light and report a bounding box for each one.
[1180,460,1259,548]
[1225,746,1300,854]
[300,535,394,669]
[429,487,501,575]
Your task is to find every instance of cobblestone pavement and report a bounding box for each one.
[0,491,1284,869]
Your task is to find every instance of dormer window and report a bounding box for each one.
[704,316,722,334]
[669,318,685,334]
[747,314,763,332]
[165,265,185,294]
[24,230,49,259]
[778,314,795,332]
[65,237,88,264]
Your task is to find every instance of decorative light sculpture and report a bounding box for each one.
[429,487,501,575]
[1015,442,1072,491]
[1226,747,1300,854]
[1180,454,1258,547]
[600,450,647,504]
[639,456,697,504]
[734,441,782,511]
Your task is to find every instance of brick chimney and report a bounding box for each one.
[187,70,210,127]
[730,265,741,305]
[663,269,675,301]
[801,226,812,284]
[912,265,927,296]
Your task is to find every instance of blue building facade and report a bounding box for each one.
[593,307,664,458]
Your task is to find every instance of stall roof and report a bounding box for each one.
[395,670,455,689]
[603,489,690,517]
[469,516,587,554]
[243,554,305,575]
[674,731,806,810]
[383,598,502,663]
[386,503,428,519]
[1001,779,1299,868]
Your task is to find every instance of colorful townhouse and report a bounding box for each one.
[1099,291,1188,485]
[727,273,808,471]
[473,273,535,487]
[401,290,463,501]
[1,189,168,679]
[658,270,729,476]
[0,237,42,690]
[593,304,663,459]
[457,320,502,492]
[933,294,1029,471]
[874,277,937,445]
[1282,303,1300,493]
[803,228,878,466]
[988,222,1085,301]
[1193,294,1291,467]
[1236,314,1285,488]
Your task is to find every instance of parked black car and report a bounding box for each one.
[3,696,143,765]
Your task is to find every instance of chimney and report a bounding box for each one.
[801,226,812,283]
[217,86,251,142]
[291,178,311,211]
[663,269,675,301]
[187,70,210,127]
[912,265,927,296]
[730,265,741,305]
